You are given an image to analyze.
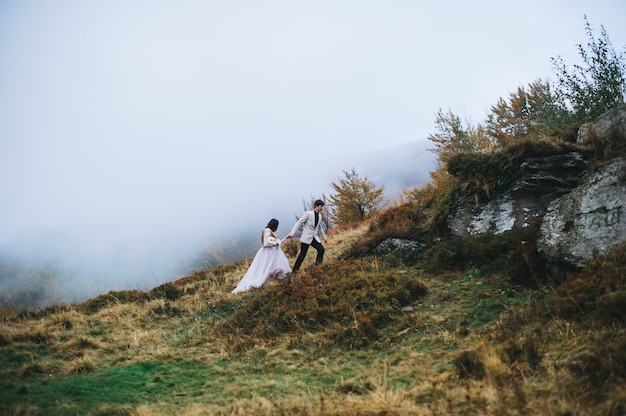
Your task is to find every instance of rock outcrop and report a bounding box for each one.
[538,158,626,266]
[577,105,626,160]
[447,152,587,235]
[374,238,426,256]
[448,105,626,267]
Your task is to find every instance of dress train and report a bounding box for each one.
[231,245,290,293]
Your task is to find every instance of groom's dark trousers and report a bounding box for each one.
[292,239,325,273]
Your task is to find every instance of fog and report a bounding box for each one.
[1,1,625,307]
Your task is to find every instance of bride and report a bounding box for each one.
[231,218,291,293]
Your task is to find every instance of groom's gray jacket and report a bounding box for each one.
[290,210,327,244]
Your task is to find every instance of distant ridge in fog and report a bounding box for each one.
[350,140,437,200]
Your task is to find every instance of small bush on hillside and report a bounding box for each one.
[501,336,542,369]
[404,165,458,230]
[14,304,72,321]
[423,227,554,288]
[548,124,580,143]
[424,232,512,274]
[549,242,626,324]
[149,301,185,318]
[218,260,426,349]
[582,113,626,163]
[505,227,549,287]
[175,262,243,286]
[372,201,430,236]
[447,151,520,202]
[567,331,626,404]
[453,350,485,380]
[342,201,433,260]
[551,17,626,125]
[506,137,586,159]
[148,282,181,301]
[80,290,146,314]
[596,291,626,324]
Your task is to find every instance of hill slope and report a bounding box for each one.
[1,219,625,415]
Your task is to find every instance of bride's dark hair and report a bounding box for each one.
[266,218,279,232]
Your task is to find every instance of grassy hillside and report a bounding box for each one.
[1,213,625,415]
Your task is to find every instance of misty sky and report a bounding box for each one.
[1,1,626,299]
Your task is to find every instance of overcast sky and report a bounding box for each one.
[1,1,625,300]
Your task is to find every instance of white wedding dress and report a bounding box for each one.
[231,228,291,294]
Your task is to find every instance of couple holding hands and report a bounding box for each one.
[231,199,327,294]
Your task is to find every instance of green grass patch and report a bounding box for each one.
[1,350,371,415]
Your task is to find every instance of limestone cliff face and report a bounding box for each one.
[447,105,626,267]
[538,157,626,266]
[447,152,587,235]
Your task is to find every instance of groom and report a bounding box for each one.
[287,199,328,273]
